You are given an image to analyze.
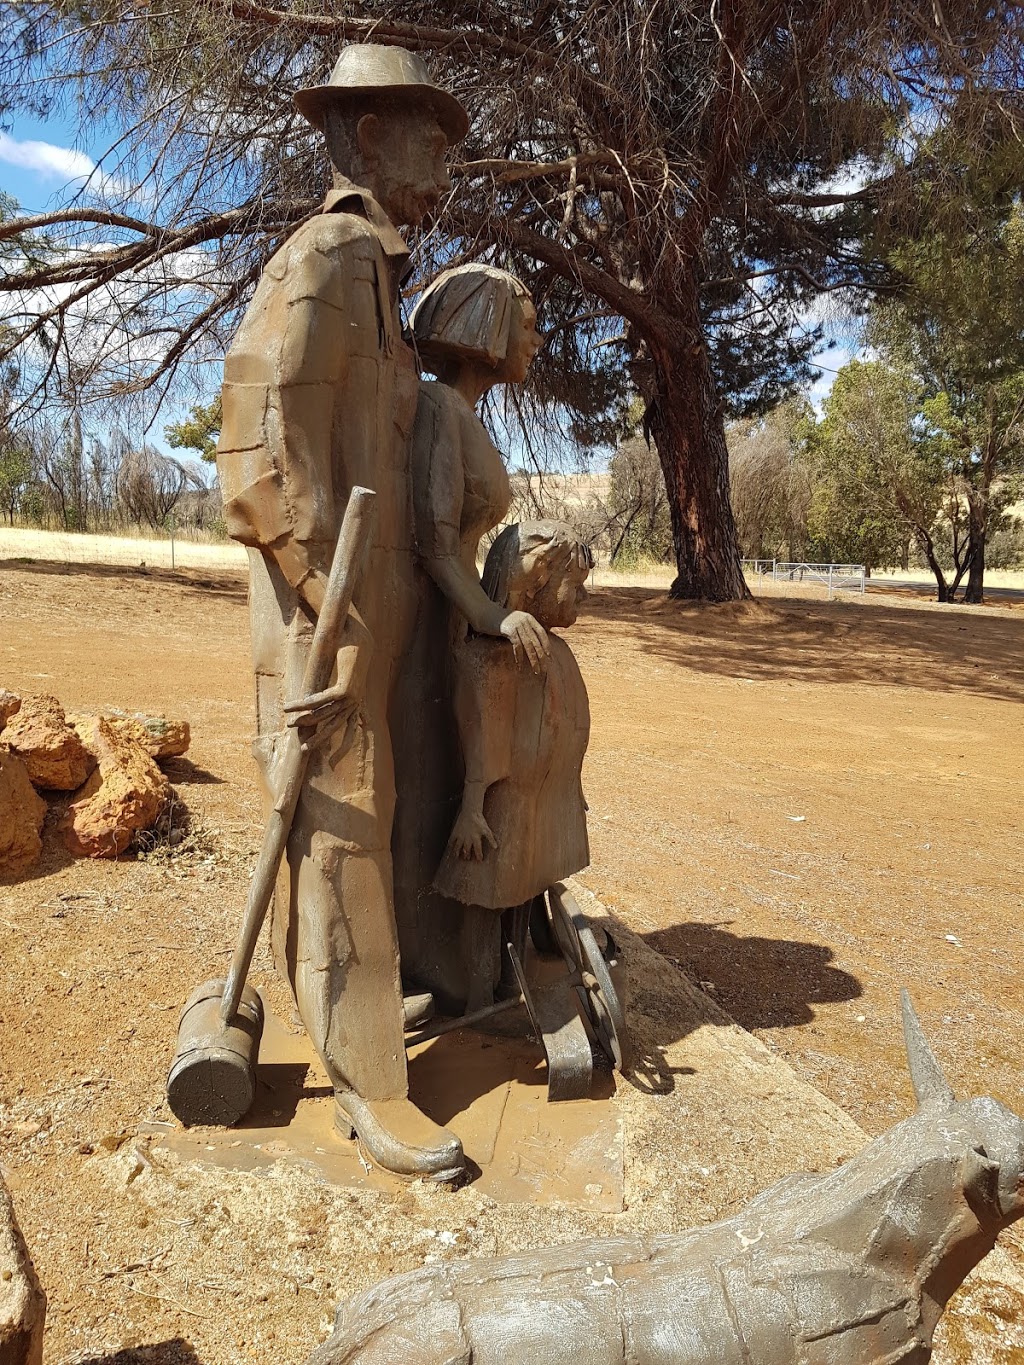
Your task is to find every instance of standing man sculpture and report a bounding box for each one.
[216,46,469,1182]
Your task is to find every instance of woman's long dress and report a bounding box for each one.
[389,380,510,1010]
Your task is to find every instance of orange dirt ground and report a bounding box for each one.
[1,557,1022,1363]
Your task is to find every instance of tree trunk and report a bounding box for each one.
[963,490,986,604]
[948,551,972,603]
[644,332,749,602]
[916,529,949,602]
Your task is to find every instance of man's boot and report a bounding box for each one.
[334,1092,464,1182]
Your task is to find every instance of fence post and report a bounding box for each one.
[169,514,176,571]
[827,564,833,600]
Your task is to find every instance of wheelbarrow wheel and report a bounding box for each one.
[546,884,629,1072]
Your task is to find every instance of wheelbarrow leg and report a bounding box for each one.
[531,982,594,1101]
[505,944,593,1101]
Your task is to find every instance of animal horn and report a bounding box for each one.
[901,989,955,1109]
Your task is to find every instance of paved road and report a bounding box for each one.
[869,575,1024,605]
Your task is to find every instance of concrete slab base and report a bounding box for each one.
[149,1006,624,1213]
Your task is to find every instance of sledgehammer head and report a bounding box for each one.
[166,978,264,1126]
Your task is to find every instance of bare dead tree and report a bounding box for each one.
[113,441,203,529]
[607,437,672,565]
[0,1,1021,596]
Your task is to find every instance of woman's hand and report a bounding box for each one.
[447,808,499,861]
[499,610,549,672]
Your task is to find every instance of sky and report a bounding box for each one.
[1,113,203,455]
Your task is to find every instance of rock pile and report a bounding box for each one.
[0,690,191,877]
[65,716,172,859]
[0,749,46,878]
[4,694,94,791]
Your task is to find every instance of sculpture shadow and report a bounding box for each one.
[621,1043,696,1098]
[73,1340,203,1365]
[406,1021,617,1128]
[246,1061,333,1127]
[581,588,1024,705]
[644,919,863,1031]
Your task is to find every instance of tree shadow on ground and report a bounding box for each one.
[866,579,1024,605]
[581,588,1024,704]
[644,920,863,1032]
[0,556,247,606]
[73,1340,203,1365]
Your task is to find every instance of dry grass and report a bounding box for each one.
[872,567,1024,590]
[4,529,1022,607]
[0,528,247,573]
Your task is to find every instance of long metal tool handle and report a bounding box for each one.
[220,486,376,1023]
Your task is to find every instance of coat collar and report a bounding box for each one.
[323,180,410,265]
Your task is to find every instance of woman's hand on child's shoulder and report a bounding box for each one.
[499,610,548,672]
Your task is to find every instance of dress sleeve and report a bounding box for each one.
[411,384,464,564]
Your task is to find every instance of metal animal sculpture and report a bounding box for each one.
[309,992,1024,1364]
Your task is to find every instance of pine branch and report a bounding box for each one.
[214,0,609,101]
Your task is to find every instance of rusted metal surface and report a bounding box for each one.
[212,43,472,1179]
[167,492,374,1128]
[530,980,594,1102]
[548,882,629,1073]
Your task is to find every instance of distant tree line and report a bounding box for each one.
[611,164,1024,604]
[0,402,218,535]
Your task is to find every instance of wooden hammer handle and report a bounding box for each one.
[220,487,376,1023]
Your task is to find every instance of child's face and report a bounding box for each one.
[527,554,589,629]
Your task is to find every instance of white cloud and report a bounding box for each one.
[0,132,97,184]
[0,132,149,203]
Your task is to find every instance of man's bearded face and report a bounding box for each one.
[366,111,451,228]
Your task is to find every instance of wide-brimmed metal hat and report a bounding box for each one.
[294,44,469,143]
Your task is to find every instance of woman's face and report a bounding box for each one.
[501,300,543,384]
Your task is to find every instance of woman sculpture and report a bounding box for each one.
[390,264,547,1009]
[434,521,592,1011]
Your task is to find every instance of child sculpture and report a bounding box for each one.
[433,520,593,1009]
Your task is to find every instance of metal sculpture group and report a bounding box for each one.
[168,43,624,1182]
[164,41,1022,1361]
